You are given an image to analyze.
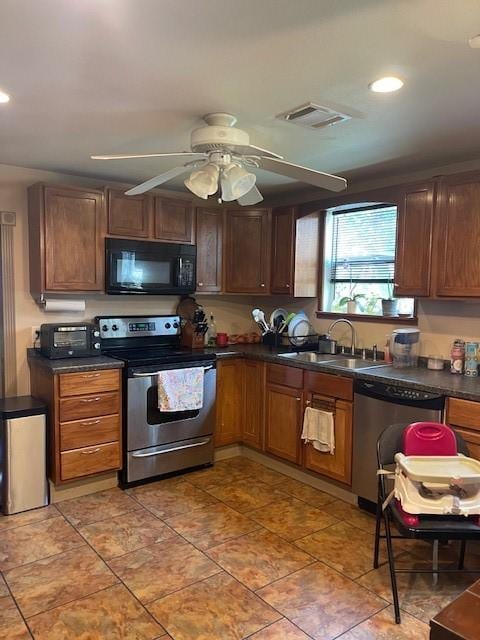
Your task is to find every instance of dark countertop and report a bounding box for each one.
[27,348,124,374]
[208,344,480,402]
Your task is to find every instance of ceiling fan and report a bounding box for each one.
[91,113,347,205]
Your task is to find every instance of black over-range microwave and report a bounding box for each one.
[105,238,196,295]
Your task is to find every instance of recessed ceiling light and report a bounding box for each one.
[369,76,404,93]
[0,89,10,103]
[469,34,480,48]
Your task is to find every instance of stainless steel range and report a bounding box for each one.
[97,315,216,487]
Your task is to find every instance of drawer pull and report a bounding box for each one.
[80,397,101,403]
[80,419,101,426]
[81,447,101,455]
[81,373,101,379]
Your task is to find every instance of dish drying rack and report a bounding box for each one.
[262,332,319,350]
[388,453,480,517]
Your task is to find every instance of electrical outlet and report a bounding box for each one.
[31,325,40,345]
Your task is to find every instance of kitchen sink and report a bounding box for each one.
[278,352,388,370]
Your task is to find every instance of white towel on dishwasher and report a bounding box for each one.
[157,367,204,412]
[301,406,335,454]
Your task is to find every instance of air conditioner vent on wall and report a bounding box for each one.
[276,102,351,129]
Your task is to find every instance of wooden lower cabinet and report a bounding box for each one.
[447,397,480,461]
[303,395,353,485]
[264,383,303,464]
[215,359,244,446]
[242,360,264,450]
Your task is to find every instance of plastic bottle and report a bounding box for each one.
[207,314,217,347]
[384,336,393,364]
[450,339,465,375]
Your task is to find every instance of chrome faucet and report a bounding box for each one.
[327,318,356,356]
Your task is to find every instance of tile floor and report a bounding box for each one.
[1,455,478,639]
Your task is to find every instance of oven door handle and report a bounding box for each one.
[131,438,211,458]
[132,365,214,378]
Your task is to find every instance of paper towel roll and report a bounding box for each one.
[42,299,86,312]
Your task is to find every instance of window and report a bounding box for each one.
[321,203,414,317]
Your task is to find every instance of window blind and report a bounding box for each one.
[330,206,397,283]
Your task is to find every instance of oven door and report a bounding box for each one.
[105,238,196,295]
[126,361,216,452]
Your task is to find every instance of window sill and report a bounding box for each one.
[315,311,418,325]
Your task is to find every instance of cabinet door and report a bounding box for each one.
[154,197,194,244]
[434,172,480,296]
[271,206,294,294]
[303,396,353,485]
[106,188,151,238]
[264,383,302,463]
[44,186,104,291]
[242,360,264,450]
[394,182,435,297]
[224,209,270,293]
[196,208,223,292]
[215,359,244,446]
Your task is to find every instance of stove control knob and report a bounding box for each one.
[93,330,100,338]
[102,324,109,332]
[112,324,119,332]
[165,322,171,329]
[93,342,101,349]
[173,321,179,329]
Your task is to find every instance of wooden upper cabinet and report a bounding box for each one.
[271,206,295,294]
[106,188,151,238]
[154,197,194,244]
[434,172,480,297]
[394,182,435,297]
[28,184,104,294]
[224,208,270,293]
[196,208,223,292]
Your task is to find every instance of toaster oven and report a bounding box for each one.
[39,323,101,359]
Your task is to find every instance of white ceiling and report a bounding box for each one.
[1,0,480,195]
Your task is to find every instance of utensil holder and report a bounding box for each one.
[180,321,206,349]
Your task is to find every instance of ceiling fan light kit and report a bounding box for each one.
[92,112,347,203]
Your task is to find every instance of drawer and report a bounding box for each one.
[60,414,120,451]
[453,427,480,461]
[60,441,121,481]
[447,398,480,432]
[266,364,303,389]
[59,369,120,397]
[304,370,353,401]
[59,391,120,422]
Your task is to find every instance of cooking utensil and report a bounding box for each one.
[252,308,270,332]
[270,308,288,329]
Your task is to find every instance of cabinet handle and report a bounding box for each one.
[197,282,204,287]
[260,283,265,288]
[296,397,301,401]
[80,419,101,426]
[81,447,101,455]
[305,400,311,405]
[285,283,290,288]
[81,373,101,379]
[80,397,101,403]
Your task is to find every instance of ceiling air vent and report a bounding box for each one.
[276,102,351,129]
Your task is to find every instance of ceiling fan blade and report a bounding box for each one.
[125,166,191,195]
[231,144,283,159]
[237,185,264,206]
[259,157,347,192]
[91,152,207,161]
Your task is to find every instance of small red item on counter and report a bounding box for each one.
[216,332,228,347]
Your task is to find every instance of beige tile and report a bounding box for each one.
[185,461,251,488]
[248,497,339,541]
[166,502,260,550]
[249,618,312,639]
[57,487,138,527]
[147,571,281,640]
[207,528,314,590]
[257,562,387,640]
[0,596,31,640]
[337,605,429,639]
[109,537,222,603]
[0,574,9,597]
[219,457,287,485]
[78,508,177,559]
[295,521,394,579]
[205,478,287,513]
[277,477,337,508]
[0,516,84,571]
[321,500,377,534]
[27,583,163,640]
[0,505,60,532]
[129,480,218,519]
[5,545,118,618]
[356,557,476,624]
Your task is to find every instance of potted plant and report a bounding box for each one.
[339,285,366,314]
[381,283,398,317]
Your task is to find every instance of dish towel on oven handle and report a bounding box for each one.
[157,367,204,412]
[301,406,335,454]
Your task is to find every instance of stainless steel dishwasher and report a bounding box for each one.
[352,379,445,505]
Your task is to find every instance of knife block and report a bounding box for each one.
[180,321,206,349]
